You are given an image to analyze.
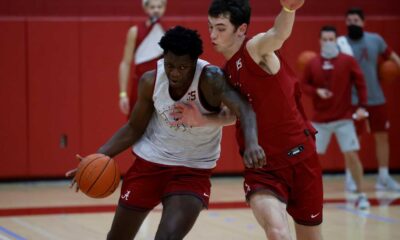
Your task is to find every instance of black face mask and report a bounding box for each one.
[347,25,364,40]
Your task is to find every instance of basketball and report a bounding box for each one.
[297,50,317,72]
[75,153,120,198]
[379,60,400,84]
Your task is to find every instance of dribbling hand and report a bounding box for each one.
[65,154,83,192]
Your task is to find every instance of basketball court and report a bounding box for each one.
[1,175,399,240]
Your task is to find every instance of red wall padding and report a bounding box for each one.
[27,19,81,177]
[0,20,29,178]
[0,16,399,178]
[1,0,399,17]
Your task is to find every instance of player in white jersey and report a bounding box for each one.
[67,26,265,240]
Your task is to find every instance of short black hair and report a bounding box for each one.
[159,26,203,60]
[208,0,251,29]
[320,25,337,37]
[346,7,365,21]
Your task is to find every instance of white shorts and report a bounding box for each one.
[312,120,360,154]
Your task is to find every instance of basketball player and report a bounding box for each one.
[179,0,323,239]
[119,0,167,115]
[67,26,265,240]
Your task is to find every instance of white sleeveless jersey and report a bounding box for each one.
[133,59,222,169]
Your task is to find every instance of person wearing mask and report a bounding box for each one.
[337,8,400,192]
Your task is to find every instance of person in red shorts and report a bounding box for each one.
[337,8,400,191]
[176,0,323,239]
[66,26,264,240]
[301,25,370,209]
[118,0,167,116]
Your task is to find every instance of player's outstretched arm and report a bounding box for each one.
[202,66,266,168]
[248,0,304,56]
[99,70,155,157]
[171,101,236,127]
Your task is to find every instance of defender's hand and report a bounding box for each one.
[280,0,305,11]
[170,102,204,127]
[243,144,266,168]
[65,154,83,192]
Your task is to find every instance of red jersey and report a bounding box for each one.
[129,21,165,109]
[225,39,316,169]
[301,53,367,122]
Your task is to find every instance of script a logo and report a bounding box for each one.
[121,190,131,200]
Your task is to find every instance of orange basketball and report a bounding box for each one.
[297,50,317,73]
[75,153,120,198]
[379,60,400,84]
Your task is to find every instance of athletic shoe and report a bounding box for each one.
[375,176,400,191]
[355,193,370,210]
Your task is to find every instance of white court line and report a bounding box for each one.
[0,233,11,240]
[11,218,63,240]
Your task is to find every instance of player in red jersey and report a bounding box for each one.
[175,0,323,239]
[118,0,167,115]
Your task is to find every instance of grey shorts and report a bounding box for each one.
[312,120,360,154]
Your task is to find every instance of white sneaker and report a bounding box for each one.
[345,176,357,192]
[375,176,400,191]
[355,193,370,210]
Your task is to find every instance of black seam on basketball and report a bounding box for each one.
[76,155,104,187]
[96,160,118,198]
[87,157,111,195]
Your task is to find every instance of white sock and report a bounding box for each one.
[346,169,353,181]
[379,167,389,179]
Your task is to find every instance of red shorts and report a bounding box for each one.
[119,157,212,211]
[354,104,390,135]
[243,152,323,226]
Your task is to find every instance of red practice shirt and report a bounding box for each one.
[301,53,367,122]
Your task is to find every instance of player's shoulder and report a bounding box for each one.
[339,52,353,60]
[200,65,227,90]
[203,65,224,75]
[338,52,355,60]
[365,31,384,41]
[202,65,225,82]
[140,70,156,87]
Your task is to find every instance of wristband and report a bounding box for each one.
[283,6,295,13]
[119,91,127,98]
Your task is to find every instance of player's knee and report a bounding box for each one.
[343,150,359,160]
[265,225,291,240]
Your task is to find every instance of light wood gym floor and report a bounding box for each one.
[0,175,399,240]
